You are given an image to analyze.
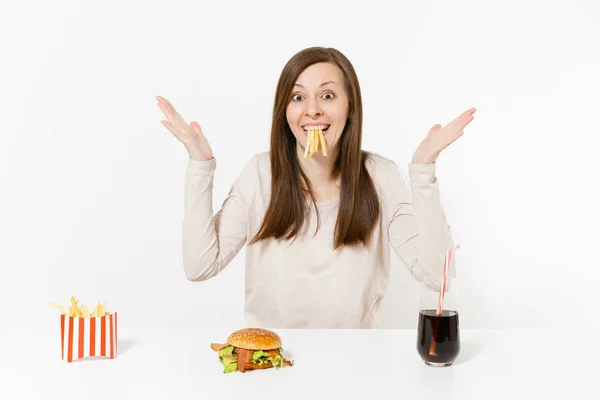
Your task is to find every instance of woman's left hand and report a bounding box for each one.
[411,108,477,164]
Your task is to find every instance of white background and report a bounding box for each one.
[1,0,598,331]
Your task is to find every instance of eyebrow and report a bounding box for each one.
[294,80,338,88]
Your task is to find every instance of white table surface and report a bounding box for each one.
[0,327,595,399]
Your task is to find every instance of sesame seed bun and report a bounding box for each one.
[226,328,282,350]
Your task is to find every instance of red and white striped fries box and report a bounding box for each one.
[59,313,118,362]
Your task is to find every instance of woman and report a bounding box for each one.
[157,47,476,329]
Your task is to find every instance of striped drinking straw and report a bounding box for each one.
[437,244,460,316]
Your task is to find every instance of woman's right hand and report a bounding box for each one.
[157,95,214,161]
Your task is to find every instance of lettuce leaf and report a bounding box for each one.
[218,346,237,374]
[223,362,237,374]
[220,354,238,374]
[251,349,286,368]
[217,345,234,357]
[271,353,284,368]
[251,350,270,364]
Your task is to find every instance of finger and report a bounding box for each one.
[190,121,205,138]
[161,120,186,141]
[427,124,442,137]
[157,100,186,126]
[157,98,188,128]
[450,130,465,144]
[446,108,476,127]
[448,130,465,146]
[445,112,475,134]
[157,100,179,125]
[456,107,476,118]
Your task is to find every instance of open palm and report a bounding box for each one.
[413,108,476,164]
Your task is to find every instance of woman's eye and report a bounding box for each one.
[292,92,334,101]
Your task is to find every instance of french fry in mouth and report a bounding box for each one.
[304,131,311,159]
[318,130,327,156]
[303,127,327,159]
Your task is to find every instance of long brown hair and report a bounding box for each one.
[249,47,380,249]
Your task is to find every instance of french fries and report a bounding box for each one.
[48,296,112,317]
[318,129,328,156]
[303,128,328,159]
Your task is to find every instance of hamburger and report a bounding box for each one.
[210,328,294,373]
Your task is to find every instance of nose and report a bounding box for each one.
[304,96,323,117]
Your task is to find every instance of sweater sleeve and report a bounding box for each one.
[386,161,456,283]
[182,156,251,281]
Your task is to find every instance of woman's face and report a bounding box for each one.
[286,62,349,155]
